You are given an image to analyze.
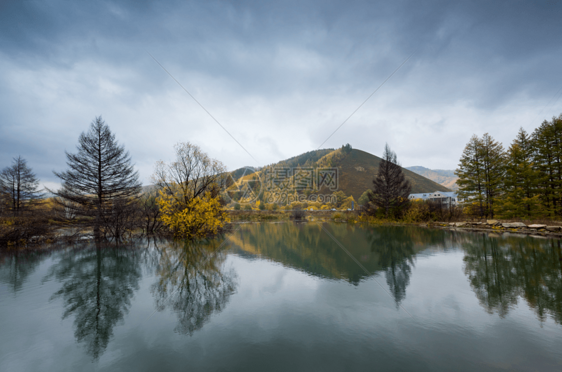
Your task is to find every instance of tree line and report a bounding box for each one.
[1,116,228,246]
[456,114,562,219]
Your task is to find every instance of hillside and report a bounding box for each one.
[406,166,458,190]
[229,147,450,201]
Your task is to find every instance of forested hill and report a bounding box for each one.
[231,147,450,200]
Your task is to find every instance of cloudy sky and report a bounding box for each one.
[1,0,562,187]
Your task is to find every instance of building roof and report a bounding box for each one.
[409,191,457,199]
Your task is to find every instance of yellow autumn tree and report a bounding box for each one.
[153,142,229,239]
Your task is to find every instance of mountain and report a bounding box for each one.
[405,166,458,190]
[229,147,450,201]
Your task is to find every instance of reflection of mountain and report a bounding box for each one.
[46,242,142,359]
[463,235,562,324]
[151,238,237,335]
[227,223,456,306]
[0,248,52,293]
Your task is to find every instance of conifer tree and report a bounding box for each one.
[0,156,43,216]
[368,144,411,217]
[497,128,541,218]
[52,117,141,240]
[533,115,562,217]
[480,133,505,218]
[456,134,505,218]
[456,135,486,217]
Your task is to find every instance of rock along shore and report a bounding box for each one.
[431,220,562,238]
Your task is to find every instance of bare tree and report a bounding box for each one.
[0,156,43,216]
[51,117,141,240]
[138,189,164,235]
[368,144,411,217]
[152,142,226,207]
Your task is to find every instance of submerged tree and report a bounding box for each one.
[368,144,411,217]
[51,117,141,240]
[0,156,43,216]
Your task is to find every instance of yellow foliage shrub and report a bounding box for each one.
[157,189,229,239]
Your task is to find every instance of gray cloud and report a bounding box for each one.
[1,0,562,185]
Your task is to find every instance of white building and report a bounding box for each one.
[408,191,458,207]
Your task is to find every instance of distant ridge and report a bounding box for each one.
[406,166,458,190]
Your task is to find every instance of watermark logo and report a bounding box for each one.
[222,166,339,205]
[221,166,263,205]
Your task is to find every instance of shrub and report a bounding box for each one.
[157,191,229,239]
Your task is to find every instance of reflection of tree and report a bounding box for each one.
[0,248,51,293]
[463,235,562,324]
[463,236,519,317]
[511,239,562,324]
[46,241,142,359]
[151,238,237,335]
[368,227,416,307]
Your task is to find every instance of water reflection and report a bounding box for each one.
[151,238,237,335]
[368,228,416,307]
[0,248,53,293]
[45,241,143,359]
[463,234,562,324]
[226,223,457,305]
[2,224,562,371]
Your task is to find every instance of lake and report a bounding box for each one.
[1,222,562,371]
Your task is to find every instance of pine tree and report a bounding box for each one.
[533,115,562,217]
[480,133,505,218]
[368,144,411,218]
[456,134,505,218]
[0,156,43,216]
[456,135,486,218]
[497,128,541,218]
[52,117,141,240]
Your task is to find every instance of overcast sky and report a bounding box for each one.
[1,0,562,187]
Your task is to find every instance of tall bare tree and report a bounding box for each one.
[0,156,43,216]
[51,117,141,240]
[368,144,411,217]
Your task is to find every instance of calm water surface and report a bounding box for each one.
[1,223,562,371]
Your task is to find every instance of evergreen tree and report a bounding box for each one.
[533,115,562,217]
[456,134,505,218]
[480,133,505,218]
[52,117,141,240]
[368,144,411,217]
[0,156,43,216]
[497,128,542,218]
[455,135,486,217]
